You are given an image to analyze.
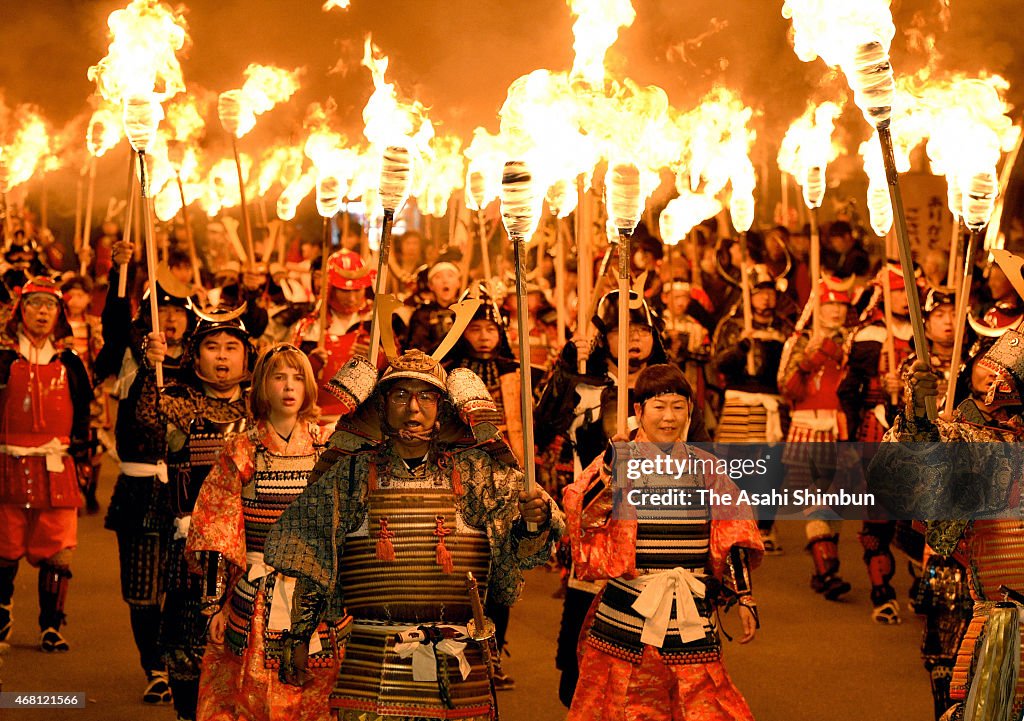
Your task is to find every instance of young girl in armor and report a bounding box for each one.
[185,344,345,721]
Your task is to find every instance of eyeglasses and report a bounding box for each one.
[388,388,442,407]
[24,296,58,310]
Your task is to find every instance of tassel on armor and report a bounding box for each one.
[434,516,455,574]
[376,518,396,561]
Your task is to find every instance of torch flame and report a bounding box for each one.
[86,106,122,158]
[87,0,189,105]
[778,101,843,210]
[567,0,636,86]
[220,64,302,140]
[2,105,53,190]
[322,0,351,9]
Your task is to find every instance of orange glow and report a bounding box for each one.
[778,101,843,209]
[220,64,302,139]
[567,0,636,86]
[86,105,123,158]
[2,105,54,190]
[87,0,189,105]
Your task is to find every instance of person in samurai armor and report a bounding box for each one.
[535,286,709,708]
[60,274,106,513]
[442,283,527,689]
[0,277,92,653]
[777,275,856,600]
[711,263,794,553]
[185,344,346,721]
[867,251,1024,721]
[660,279,714,435]
[404,260,463,354]
[444,284,523,463]
[263,298,563,721]
[94,241,196,704]
[838,263,916,625]
[143,306,254,721]
[563,363,763,721]
[291,249,379,428]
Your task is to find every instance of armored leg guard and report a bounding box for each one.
[38,564,72,652]
[806,521,851,601]
[0,559,17,642]
[860,521,897,607]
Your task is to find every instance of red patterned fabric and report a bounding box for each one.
[188,420,339,721]
[197,591,337,721]
[568,645,755,721]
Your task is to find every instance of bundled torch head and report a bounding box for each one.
[123,94,163,154]
[379,145,413,214]
[316,173,343,219]
[849,40,894,128]
[962,170,998,233]
[606,163,643,236]
[500,160,538,243]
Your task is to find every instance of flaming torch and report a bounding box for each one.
[218,90,256,270]
[82,108,122,276]
[606,162,644,436]
[466,170,494,298]
[0,155,10,243]
[123,93,165,386]
[784,1,935,418]
[218,64,302,270]
[729,167,761,374]
[501,160,540,521]
[779,102,840,335]
[315,172,342,351]
[367,144,413,365]
[943,170,997,418]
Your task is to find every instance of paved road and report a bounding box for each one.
[2,468,934,720]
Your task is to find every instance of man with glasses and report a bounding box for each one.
[0,277,93,653]
[264,348,563,721]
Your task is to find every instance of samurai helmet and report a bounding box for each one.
[378,348,448,393]
[817,275,855,305]
[459,283,506,327]
[19,275,61,300]
[922,287,955,315]
[327,250,375,290]
[189,305,250,355]
[593,272,662,335]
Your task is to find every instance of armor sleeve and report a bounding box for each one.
[867,415,1018,552]
[837,338,881,439]
[778,333,809,402]
[264,451,366,621]
[712,316,748,380]
[63,350,94,460]
[187,432,251,574]
[534,345,607,449]
[562,453,638,581]
[93,268,134,382]
[722,546,754,598]
[457,449,565,607]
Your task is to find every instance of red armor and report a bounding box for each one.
[0,357,79,508]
